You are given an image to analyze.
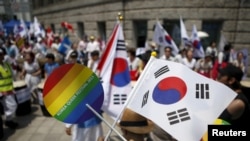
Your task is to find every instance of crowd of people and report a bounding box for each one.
[0,29,249,141]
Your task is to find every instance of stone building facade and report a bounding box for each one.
[32,0,250,75]
[1,0,32,21]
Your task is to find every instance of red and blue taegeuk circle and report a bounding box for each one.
[165,35,172,45]
[152,77,187,105]
[110,58,130,87]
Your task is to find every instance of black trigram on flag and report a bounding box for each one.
[113,94,127,105]
[196,83,210,99]
[167,108,191,125]
[158,36,164,43]
[154,65,169,78]
[141,90,149,108]
[116,40,126,50]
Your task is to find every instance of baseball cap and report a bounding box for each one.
[219,64,244,82]
[70,51,78,58]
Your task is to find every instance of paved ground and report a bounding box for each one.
[1,103,123,141]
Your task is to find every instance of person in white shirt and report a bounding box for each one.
[127,48,141,81]
[87,50,100,73]
[205,41,218,64]
[194,53,213,78]
[160,46,175,61]
[182,48,196,70]
[86,36,100,59]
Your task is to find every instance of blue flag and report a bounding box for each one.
[58,36,71,55]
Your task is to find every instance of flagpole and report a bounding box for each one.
[104,53,157,141]
[85,104,127,141]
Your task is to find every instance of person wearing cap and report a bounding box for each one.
[67,51,81,64]
[85,35,101,60]
[65,42,81,64]
[218,64,250,126]
[44,53,60,79]
[0,47,19,131]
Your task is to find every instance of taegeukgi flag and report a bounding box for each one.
[127,56,237,141]
[97,22,132,119]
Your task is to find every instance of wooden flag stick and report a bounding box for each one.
[85,104,127,141]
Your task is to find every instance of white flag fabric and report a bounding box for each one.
[19,19,28,38]
[153,21,179,56]
[127,56,237,141]
[33,17,45,38]
[97,22,132,119]
[13,24,19,37]
[180,17,191,47]
[191,25,205,58]
[218,32,228,52]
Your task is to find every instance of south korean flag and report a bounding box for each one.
[127,56,237,141]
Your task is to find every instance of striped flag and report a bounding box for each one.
[127,56,237,141]
[96,22,132,119]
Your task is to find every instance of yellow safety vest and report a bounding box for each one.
[0,62,14,92]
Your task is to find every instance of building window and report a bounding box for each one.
[77,22,84,39]
[133,20,148,48]
[38,0,44,7]
[201,21,223,48]
[163,20,181,47]
[97,22,106,42]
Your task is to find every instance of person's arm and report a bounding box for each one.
[32,67,41,76]
[226,99,245,120]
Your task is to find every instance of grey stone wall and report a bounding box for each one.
[33,0,250,76]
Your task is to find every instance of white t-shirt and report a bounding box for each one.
[127,57,141,71]
[182,58,196,69]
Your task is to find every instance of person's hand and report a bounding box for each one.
[65,127,72,136]
[97,136,104,141]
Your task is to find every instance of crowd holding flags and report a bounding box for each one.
[0,14,248,141]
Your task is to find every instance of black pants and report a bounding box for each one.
[0,103,3,139]
[0,96,4,138]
